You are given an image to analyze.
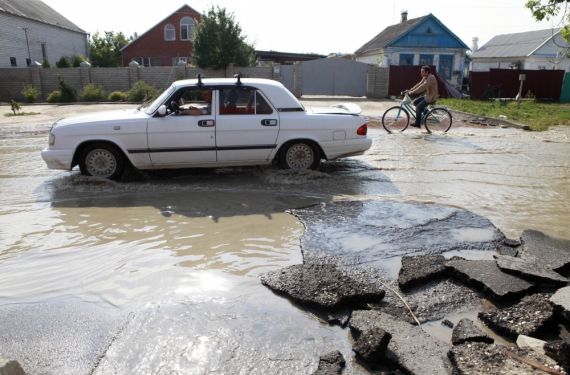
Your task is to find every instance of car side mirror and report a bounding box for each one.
[157,105,167,116]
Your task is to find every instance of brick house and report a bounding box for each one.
[354,11,469,86]
[0,0,88,68]
[120,5,201,67]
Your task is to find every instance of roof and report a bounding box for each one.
[355,15,427,54]
[355,13,469,55]
[0,0,85,34]
[472,28,564,58]
[121,4,202,52]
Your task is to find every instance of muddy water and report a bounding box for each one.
[0,118,569,374]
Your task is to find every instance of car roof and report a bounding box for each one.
[172,78,303,110]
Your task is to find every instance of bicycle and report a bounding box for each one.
[482,85,506,101]
[382,93,453,133]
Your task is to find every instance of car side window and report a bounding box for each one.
[219,90,273,115]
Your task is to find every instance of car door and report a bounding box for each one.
[215,89,279,162]
[147,89,217,166]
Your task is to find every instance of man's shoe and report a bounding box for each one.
[410,123,420,128]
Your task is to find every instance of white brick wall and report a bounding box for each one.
[0,14,88,69]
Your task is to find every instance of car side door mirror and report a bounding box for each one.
[157,105,167,116]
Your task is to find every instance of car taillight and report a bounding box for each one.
[357,124,367,135]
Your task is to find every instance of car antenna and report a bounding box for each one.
[234,74,242,86]
[196,74,205,86]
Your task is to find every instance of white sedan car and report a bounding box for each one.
[41,77,372,180]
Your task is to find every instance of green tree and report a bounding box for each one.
[55,56,71,68]
[526,0,570,41]
[90,31,133,67]
[192,6,255,69]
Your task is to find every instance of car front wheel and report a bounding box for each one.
[79,143,125,180]
[278,142,320,170]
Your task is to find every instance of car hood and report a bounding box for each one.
[54,108,146,127]
[308,103,362,115]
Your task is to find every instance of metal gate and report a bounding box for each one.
[281,65,294,93]
[302,57,367,96]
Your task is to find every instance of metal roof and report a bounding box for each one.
[471,28,563,58]
[0,0,85,33]
[355,15,427,54]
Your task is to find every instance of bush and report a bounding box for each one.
[55,56,71,68]
[57,75,77,102]
[108,91,126,102]
[21,85,40,103]
[79,83,106,101]
[126,80,159,102]
[42,59,51,68]
[47,91,62,103]
[71,55,83,67]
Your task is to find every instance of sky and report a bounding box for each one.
[40,0,566,55]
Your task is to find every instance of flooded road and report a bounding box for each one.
[0,102,569,374]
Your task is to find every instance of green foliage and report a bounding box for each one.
[42,59,51,68]
[55,56,71,68]
[47,91,63,103]
[108,91,126,102]
[126,80,159,102]
[71,55,87,67]
[526,90,537,100]
[90,31,133,67]
[177,71,186,80]
[10,99,21,115]
[21,85,40,103]
[79,83,106,101]
[4,111,40,117]
[57,75,77,102]
[526,0,570,41]
[193,6,255,69]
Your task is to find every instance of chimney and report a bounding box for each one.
[472,37,479,52]
[401,10,408,23]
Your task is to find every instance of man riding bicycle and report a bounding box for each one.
[405,66,438,128]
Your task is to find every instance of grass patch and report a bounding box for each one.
[438,99,570,131]
[4,112,40,117]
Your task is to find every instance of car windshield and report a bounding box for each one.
[144,85,176,114]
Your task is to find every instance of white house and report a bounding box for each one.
[354,11,470,86]
[0,0,88,68]
[471,28,570,72]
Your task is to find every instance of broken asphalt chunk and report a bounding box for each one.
[451,318,494,345]
[311,350,345,375]
[478,294,554,338]
[550,286,570,322]
[445,259,534,300]
[398,255,447,291]
[520,229,570,272]
[260,263,385,311]
[496,255,568,286]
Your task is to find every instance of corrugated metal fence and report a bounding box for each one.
[470,69,565,100]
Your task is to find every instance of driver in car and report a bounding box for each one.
[179,90,212,116]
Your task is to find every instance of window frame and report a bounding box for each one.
[164,24,175,41]
[419,54,433,66]
[133,57,160,67]
[438,55,454,80]
[399,54,414,66]
[41,43,48,63]
[10,57,17,67]
[180,17,195,41]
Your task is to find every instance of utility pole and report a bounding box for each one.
[22,27,31,65]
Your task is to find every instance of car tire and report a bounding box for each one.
[79,143,125,180]
[278,141,320,170]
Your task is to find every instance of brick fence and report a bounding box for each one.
[0,61,389,102]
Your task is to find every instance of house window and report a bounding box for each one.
[41,43,48,63]
[172,57,191,66]
[419,55,433,65]
[399,54,414,66]
[133,57,160,67]
[165,25,175,41]
[439,55,454,80]
[180,17,195,40]
[10,57,17,67]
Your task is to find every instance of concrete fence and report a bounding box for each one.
[0,61,389,102]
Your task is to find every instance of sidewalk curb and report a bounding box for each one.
[448,109,531,131]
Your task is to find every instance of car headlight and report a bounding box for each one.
[49,133,55,146]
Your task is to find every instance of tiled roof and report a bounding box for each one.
[0,0,85,33]
[472,28,563,58]
[354,15,428,54]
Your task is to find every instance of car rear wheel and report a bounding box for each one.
[279,142,320,170]
[79,143,124,180]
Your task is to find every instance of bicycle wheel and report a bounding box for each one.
[483,90,493,100]
[382,106,410,133]
[497,90,506,101]
[424,107,452,133]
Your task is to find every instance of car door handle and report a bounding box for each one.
[198,119,215,127]
[261,119,278,126]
